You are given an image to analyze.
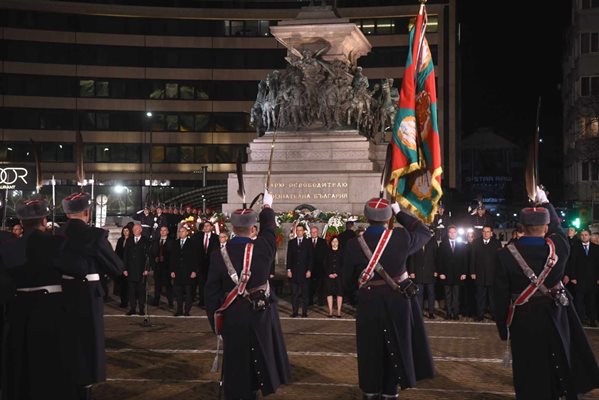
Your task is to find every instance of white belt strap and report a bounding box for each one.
[62,273,101,282]
[17,285,62,293]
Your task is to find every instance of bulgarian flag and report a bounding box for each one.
[387,2,443,223]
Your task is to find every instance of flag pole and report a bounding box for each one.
[51,175,56,235]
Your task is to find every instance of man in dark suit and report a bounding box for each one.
[59,192,124,400]
[196,221,219,307]
[437,225,468,320]
[469,225,502,321]
[170,227,199,316]
[563,226,581,298]
[408,234,438,319]
[309,226,328,306]
[344,198,434,399]
[495,187,599,399]
[205,191,290,400]
[124,223,150,316]
[286,225,312,317]
[150,226,174,307]
[570,229,599,326]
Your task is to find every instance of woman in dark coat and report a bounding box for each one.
[324,236,344,317]
[114,226,130,308]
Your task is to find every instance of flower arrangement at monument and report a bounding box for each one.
[180,215,198,235]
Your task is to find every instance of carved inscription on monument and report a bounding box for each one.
[271,180,349,202]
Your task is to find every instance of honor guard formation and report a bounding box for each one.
[0,186,598,400]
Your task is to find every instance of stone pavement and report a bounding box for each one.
[95,298,599,400]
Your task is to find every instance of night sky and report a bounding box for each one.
[459,0,572,201]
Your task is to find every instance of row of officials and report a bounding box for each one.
[1,187,599,400]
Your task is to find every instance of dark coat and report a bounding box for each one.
[286,236,313,283]
[151,236,175,272]
[436,239,468,285]
[170,238,199,285]
[196,231,219,277]
[323,247,343,296]
[565,236,581,278]
[59,218,124,385]
[343,211,434,391]
[407,235,438,284]
[124,236,150,282]
[309,237,328,276]
[495,203,599,399]
[115,236,129,261]
[205,208,290,399]
[0,230,79,400]
[337,229,357,250]
[469,237,502,286]
[569,241,599,291]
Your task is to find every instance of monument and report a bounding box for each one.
[222,5,395,215]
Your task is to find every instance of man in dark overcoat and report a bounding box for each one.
[150,226,175,307]
[170,226,199,316]
[196,221,219,307]
[436,225,468,320]
[124,223,150,315]
[205,191,290,400]
[407,234,438,319]
[0,199,79,400]
[59,192,124,400]
[308,226,328,306]
[495,187,599,399]
[568,228,599,326]
[469,225,502,321]
[344,198,434,399]
[286,224,313,317]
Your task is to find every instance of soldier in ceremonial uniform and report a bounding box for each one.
[344,198,434,399]
[495,187,599,399]
[205,190,290,400]
[133,206,154,238]
[0,199,78,400]
[59,192,124,400]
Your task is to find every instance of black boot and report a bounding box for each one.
[78,386,92,400]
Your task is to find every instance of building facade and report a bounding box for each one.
[563,0,599,223]
[0,0,458,217]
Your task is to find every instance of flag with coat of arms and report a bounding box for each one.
[387,1,443,223]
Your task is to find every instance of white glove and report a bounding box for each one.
[391,202,400,215]
[535,186,548,204]
[263,188,273,208]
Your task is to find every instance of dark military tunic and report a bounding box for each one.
[495,203,599,399]
[0,230,79,400]
[344,210,434,394]
[60,219,124,386]
[205,208,290,399]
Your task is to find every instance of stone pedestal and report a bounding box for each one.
[222,130,384,215]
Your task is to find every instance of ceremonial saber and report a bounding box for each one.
[249,123,278,209]
[525,97,541,202]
